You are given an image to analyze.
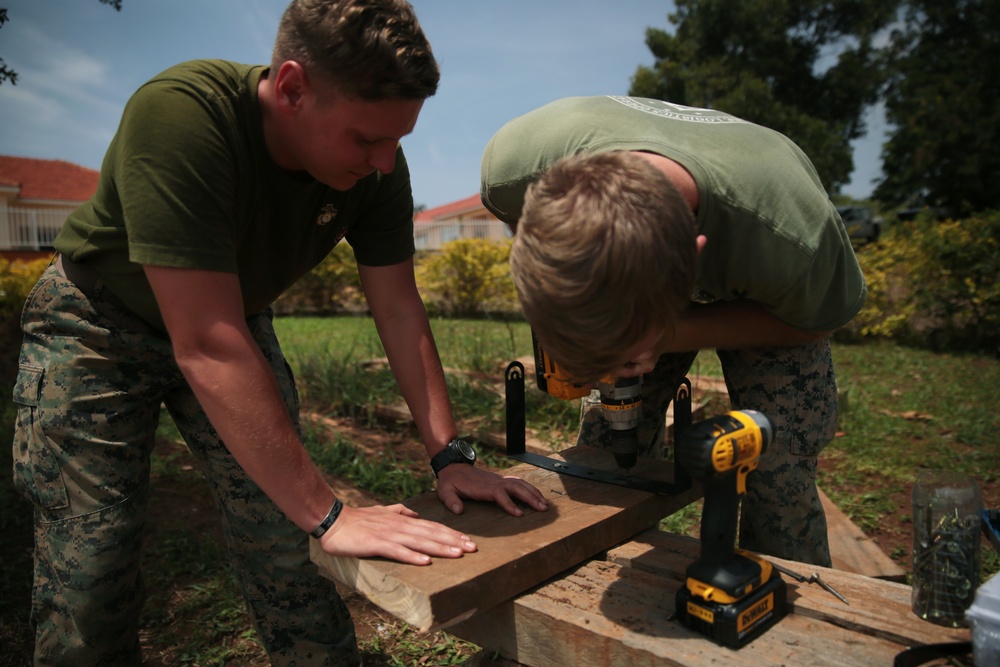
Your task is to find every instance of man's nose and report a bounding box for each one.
[369,143,397,174]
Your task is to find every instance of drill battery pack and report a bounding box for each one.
[675,574,788,649]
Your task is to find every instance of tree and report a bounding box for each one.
[874,0,1000,215]
[0,0,122,85]
[0,9,15,85]
[629,0,899,194]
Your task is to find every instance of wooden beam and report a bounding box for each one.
[447,530,968,667]
[311,447,702,632]
[604,529,950,648]
[819,487,907,581]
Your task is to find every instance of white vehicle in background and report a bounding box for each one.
[837,205,885,243]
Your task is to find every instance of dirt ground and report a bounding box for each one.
[819,437,1000,576]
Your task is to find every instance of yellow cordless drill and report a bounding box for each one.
[674,410,788,648]
[531,334,641,471]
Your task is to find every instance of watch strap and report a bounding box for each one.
[431,438,475,477]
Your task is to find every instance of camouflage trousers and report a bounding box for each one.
[578,342,838,566]
[11,264,360,666]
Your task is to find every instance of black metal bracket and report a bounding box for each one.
[504,361,692,496]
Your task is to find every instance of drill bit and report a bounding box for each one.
[771,562,849,605]
[811,574,850,605]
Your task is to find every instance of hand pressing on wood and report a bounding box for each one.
[317,504,478,566]
[436,465,549,517]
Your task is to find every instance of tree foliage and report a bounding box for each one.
[629,0,899,194]
[0,9,15,86]
[0,1,121,85]
[874,0,1000,215]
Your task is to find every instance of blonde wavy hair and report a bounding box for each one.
[511,151,697,381]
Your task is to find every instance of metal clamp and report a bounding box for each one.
[504,361,692,496]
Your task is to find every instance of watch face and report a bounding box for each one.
[456,439,475,461]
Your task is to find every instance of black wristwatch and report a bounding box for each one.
[430,437,476,477]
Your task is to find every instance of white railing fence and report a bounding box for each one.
[413,218,511,250]
[0,205,74,251]
[2,209,512,252]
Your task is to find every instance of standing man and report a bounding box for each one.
[11,1,546,664]
[481,96,866,568]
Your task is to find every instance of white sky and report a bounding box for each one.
[0,0,885,209]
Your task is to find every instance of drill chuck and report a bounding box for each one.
[598,377,641,469]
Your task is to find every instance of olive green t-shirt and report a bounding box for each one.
[481,96,867,332]
[56,59,415,331]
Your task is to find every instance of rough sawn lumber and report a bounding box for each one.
[310,446,701,632]
[448,529,968,667]
[818,486,907,581]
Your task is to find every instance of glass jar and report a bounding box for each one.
[911,469,983,627]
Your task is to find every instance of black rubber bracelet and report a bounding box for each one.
[309,498,344,539]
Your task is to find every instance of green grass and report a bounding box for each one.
[140,529,265,666]
[301,421,435,498]
[280,316,581,449]
[825,342,999,521]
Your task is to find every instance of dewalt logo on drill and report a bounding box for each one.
[737,593,774,632]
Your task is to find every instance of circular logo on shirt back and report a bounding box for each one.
[607,96,749,125]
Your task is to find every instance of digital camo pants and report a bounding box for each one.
[11,265,360,666]
[578,342,838,567]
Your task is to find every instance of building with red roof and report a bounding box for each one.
[413,193,509,249]
[0,155,99,259]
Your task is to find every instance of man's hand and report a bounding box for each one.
[435,465,548,517]
[318,504,477,565]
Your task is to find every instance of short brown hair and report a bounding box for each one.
[510,151,697,381]
[273,0,439,101]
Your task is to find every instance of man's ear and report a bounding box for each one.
[696,234,707,255]
[273,61,308,115]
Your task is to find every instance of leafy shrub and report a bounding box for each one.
[906,211,1000,353]
[415,238,518,317]
[273,243,365,315]
[0,257,47,320]
[1,257,48,387]
[847,226,919,341]
[848,211,1000,354]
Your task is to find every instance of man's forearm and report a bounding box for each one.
[174,334,335,533]
[373,305,456,456]
[359,260,457,457]
[665,301,830,353]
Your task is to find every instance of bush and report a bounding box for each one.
[847,226,920,342]
[907,211,1000,353]
[848,210,1000,354]
[0,257,47,320]
[2,258,47,458]
[1,258,48,389]
[273,243,365,315]
[415,238,519,317]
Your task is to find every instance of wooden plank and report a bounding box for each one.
[819,487,907,581]
[448,558,916,667]
[604,529,966,648]
[311,446,702,632]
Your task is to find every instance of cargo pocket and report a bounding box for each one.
[11,364,70,511]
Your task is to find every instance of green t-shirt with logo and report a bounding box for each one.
[481,96,867,332]
[56,59,415,331]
